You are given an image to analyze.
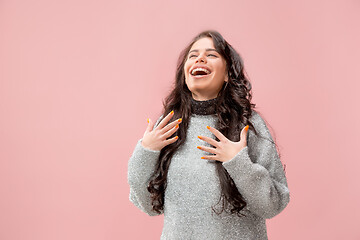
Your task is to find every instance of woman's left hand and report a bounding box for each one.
[197,125,249,163]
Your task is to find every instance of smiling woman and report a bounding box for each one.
[127,30,290,240]
[184,37,228,101]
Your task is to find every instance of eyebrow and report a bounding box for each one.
[188,48,219,54]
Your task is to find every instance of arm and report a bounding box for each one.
[222,111,290,219]
[127,116,164,216]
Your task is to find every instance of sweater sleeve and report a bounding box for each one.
[222,111,290,219]
[127,116,164,216]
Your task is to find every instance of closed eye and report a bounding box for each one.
[189,54,218,58]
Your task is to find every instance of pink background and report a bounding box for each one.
[1,0,359,239]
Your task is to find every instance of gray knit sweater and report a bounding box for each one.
[127,98,290,239]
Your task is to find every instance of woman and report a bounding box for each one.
[127,30,290,239]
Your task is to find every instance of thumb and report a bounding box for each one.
[240,125,249,143]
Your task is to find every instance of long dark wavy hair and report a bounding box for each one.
[147,30,282,217]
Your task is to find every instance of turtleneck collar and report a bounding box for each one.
[190,97,218,115]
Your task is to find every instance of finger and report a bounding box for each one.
[145,118,154,133]
[206,126,227,142]
[197,145,217,155]
[240,125,249,143]
[162,123,180,139]
[157,110,174,130]
[200,154,218,161]
[197,135,219,148]
[161,118,182,134]
[164,135,179,146]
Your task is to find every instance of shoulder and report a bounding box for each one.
[248,109,274,142]
[246,110,280,167]
[249,109,266,127]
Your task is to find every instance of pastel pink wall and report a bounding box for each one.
[1,0,359,239]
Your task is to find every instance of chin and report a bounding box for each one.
[188,84,205,91]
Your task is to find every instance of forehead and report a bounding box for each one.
[189,37,215,52]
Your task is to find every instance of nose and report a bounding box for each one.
[195,53,206,63]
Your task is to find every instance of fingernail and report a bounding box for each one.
[147,118,149,123]
[175,124,179,128]
[198,136,202,139]
[175,136,178,139]
[170,110,174,115]
[245,125,249,131]
[201,157,205,159]
[178,118,182,123]
[197,146,201,149]
[206,126,210,129]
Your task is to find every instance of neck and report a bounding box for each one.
[191,92,218,101]
[190,97,218,115]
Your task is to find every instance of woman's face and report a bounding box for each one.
[184,37,228,101]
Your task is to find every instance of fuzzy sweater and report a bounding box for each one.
[127,97,290,239]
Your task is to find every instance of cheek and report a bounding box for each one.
[184,63,190,76]
[216,65,227,77]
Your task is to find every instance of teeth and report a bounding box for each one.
[191,67,211,75]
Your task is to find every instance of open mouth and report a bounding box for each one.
[190,68,212,78]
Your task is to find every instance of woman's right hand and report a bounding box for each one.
[141,110,182,151]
